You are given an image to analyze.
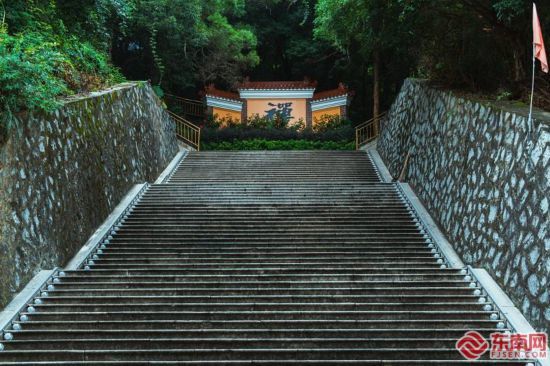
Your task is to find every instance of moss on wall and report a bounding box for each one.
[0,82,178,307]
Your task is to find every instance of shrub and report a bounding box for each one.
[201,125,354,143]
[0,31,68,122]
[202,114,354,144]
[313,114,352,133]
[202,139,355,151]
[246,114,303,130]
[207,114,306,132]
[0,9,125,133]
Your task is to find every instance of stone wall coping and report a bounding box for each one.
[0,269,56,335]
[470,267,550,366]
[155,150,189,184]
[366,146,465,268]
[61,82,148,106]
[366,148,393,183]
[398,183,466,269]
[11,82,152,122]
[65,183,148,270]
[406,78,550,127]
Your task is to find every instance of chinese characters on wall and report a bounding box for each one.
[265,102,294,121]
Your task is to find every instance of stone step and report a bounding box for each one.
[107,237,430,243]
[28,302,484,312]
[98,246,432,252]
[86,265,446,272]
[33,293,484,303]
[25,287,482,297]
[0,348,517,362]
[89,256,438,263]
[61,263,464,274]
[0,337,495,350]
[0,360,529,365]
[9,318,504,330]
[86,262,444,269]
[80,251,437,258]
[8,328,505,340]
[52,274,466,284]
[19,310,495,322]
[2,151,522,364]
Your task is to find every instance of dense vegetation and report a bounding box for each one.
[202,139,354,151]
[202,114,354,145]
[1,0,549,134]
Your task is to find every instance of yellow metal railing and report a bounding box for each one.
[355,112,387,150]
[164,94,204,118]
[167,110,201,151]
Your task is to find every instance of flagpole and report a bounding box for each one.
[528,42,535,136]
[528,2,538,138]
[527,3,537,169]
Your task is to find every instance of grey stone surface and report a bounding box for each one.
[0,270,55,333]
[155,150,188,184]
[64,183,148,271]
[0,82,178,307]
[398,183,465,269]
[377,78,550,333]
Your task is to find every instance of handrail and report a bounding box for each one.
[164,94,203,104]
[166,110,201,151]
[164,94,204,118]
[355,112,387,150]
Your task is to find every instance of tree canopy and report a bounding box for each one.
[1,0,549,133]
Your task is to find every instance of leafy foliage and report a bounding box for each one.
[2,0,550,138]
[313,0,550,108]
[201,125,354,144]
[203,138,354,150]
[0,0,125,132]
[312,114,351,132]
[115,0,259,93]
[0,0,260,134]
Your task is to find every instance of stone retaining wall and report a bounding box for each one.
[0,82,179,307]
[377,78,549,332]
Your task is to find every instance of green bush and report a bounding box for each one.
[202,139,355,151]
[312,114,352,133]
[0,31,68,120]
[0,0,126,135]
[0,29,124,131]
[201,125,354,143]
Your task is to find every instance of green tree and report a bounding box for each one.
[314,0,416,118]
[116,0,259,93]
[0,0,125,133]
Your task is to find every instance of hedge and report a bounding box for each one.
[201,126,354,143]
[202,139,355,151]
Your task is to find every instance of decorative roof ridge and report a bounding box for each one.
[203,84,242,102]
[312,83,351,101]
[237,78,318,90]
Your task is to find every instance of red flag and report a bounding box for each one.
[533,3,549,73]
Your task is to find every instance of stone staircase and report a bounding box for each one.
[0,151,533,364]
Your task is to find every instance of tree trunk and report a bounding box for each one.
[511,39,527,83]
[373,48,381,135]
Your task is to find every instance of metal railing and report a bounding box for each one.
[167,110,201,151]
[355,112,387,150]
[164,94,204,118]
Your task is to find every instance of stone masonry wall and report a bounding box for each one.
[0,82,178,307]
[377,79,549,332]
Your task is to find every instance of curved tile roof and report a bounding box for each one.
[204,85,241,101]
[238,80,317,90]
[312,83,349,101]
